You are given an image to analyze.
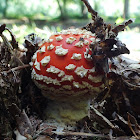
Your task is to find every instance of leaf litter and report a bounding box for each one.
[0,0,140,139]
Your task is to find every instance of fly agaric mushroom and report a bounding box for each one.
[31,28,105,129]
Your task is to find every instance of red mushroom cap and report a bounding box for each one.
[31,29,104,100]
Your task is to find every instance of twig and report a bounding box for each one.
[52,131,110,139]
[127,113,140,139]
[122,92,133,115]
[121,69,140,89]
[81,0,97,16]
[17,109,33,136]
[5,27,18,49]
[0,33,26,66]
[90,106,115,129]
[1,64,30,74]
[128,117,139,139]
[0,33,14,53]
[33,126,110,139]
[33,127,50,139]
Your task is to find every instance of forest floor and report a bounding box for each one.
[0,17,140,140]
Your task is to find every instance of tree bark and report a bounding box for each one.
[94,0,99,12]
[56,0,66,20]
[63,0,67,17]
[123,0,129,19]
[3,0,8,18]
[80,1,88,19]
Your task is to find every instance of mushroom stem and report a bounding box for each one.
[44,98,90,129]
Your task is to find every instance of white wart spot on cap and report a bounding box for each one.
[35,75,61,86]
[82,81,103,93]
[96,38,101,42]
[73,81,85,89]
[46,66,61,74]
[88,74,103,83]
[84,49,92,61]
[72,30,79,35]
[42,39,48,44]
[84,40,89,45]
[55,46,68,56]
[61,30,70,35]
[58,71,65,77]
[47,39,53,43]
[90,33,96,36]
[81,29,88,34]
[31,68,36,79]
[29,61,33,66]
[90,38,95,42]
[66,37,76,44]
[61,75,74,82]
[71,53,82,60]
[32,52,37,62]
[83,34,90,38]
[38,42,43,47]
[65,64,76,70]
[84,53,92,61]
[56,35,63,41]
[34,59,41,71]
[89,67,95,73]
[74,41,83,48]
[47,44,55,50]
[39,45,46,53]
[82,81,94,90]
[74,66,88,78]
[40,56,50,66]
[62,85,72,90]
[54,32,60,36]
[73,81,80,88]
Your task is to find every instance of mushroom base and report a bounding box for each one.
[44,98,90,129]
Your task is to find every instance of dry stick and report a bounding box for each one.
[52,131,110,139]
[18,110,34,136]
[90,106,116,129]
[2,64,30,74]
[34,129,132,140]
[122,92,134,115]
[0,33,26,66]
[33,127,51,140]
[127,114,140,139]
[122,69,140,89]
[33,127,110,139]
[81,0,98,16]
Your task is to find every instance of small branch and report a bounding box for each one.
[0,24,6,34]
[1,64,30,74]
[122,92,133,115]
[33,126,109,139]
[52,131,110,139]
[0,33,14,54]
[112,19,134,34]
[81,0,97,16]
[128,114,140,139]
[33,127,50,139]
[5,27,18,49]
[17,110,33,136]
[0,33,25,66]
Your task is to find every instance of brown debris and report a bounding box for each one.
[0,24,22,139]
[22,33,42,64]
[82,0,132,73]
[0,0,140,140]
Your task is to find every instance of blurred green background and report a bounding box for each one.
[0,0,140,60]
